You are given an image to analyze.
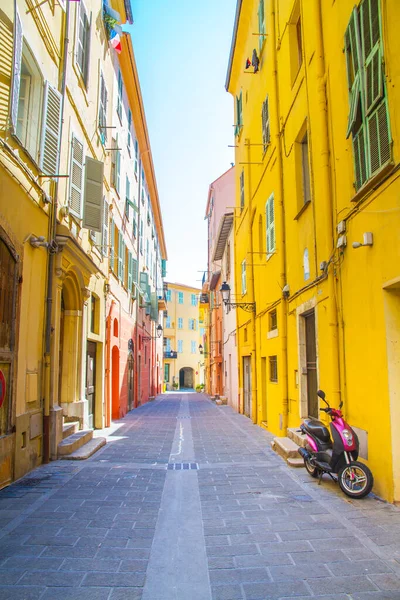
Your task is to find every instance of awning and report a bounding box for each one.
[209,270,221,291]
[212,212,234,261]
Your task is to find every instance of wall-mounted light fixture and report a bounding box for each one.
[352,232,373,249]
[198,344,210,357]
[282,284,290,300]
[219,281,256,313]
[143,324,163,341]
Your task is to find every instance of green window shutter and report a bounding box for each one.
[150,292,158,321]
[118,232,123,280]
[132,217,137,238]
[367,100,391,176]
[360,0,380,62]
[116,137,121,194]
[83,157,104,233]
[132,258,138,283]
[69,135,84,218]
[266,194,275,254]
[110,219,115,271]
[258,0,265,52]
[345,8,363,138]
[161,259,167,278]
[261,96,270,151]
[102,199,109,257]
[352,125,368,190]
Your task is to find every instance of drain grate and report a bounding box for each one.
[167,463,199,470]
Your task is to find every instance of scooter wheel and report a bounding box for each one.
[304,456,320,478]
[338,461,374,499]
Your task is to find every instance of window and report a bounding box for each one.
[266,194,275,256]
[269,309,277,331]
[345,0,391,191]
[200,327,205,337]
[269,356,278,382]
[178,317,183,329]
[189,319,196,330]
[112,135,121,195]
[125,176,130,219]
[178,340,183,353]
[191,294,197,306]
[301,132,311,204]
[117,71,123,121]
[140,219,143,254]
[289,4,302,85]
[240,170,245,211]
[102,200,109,257]
[127,109,132,152]
[98,72,107,145]
[166,289,171,302]
[69,134,84,218]
[296,17,303,69]
[191,341,197,354]
[241,259,247,295]
[178,291,184,304]
[164,363,170,383]
[235,91,243,137]
[134,139,138,175]
[258,0,266,53]
[76,0,90,86]
[258,215,264,258]
[261,95,270,153]
[166,316,171,328]
[165,338,171,352]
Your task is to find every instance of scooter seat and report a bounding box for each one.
[303,419,331,442]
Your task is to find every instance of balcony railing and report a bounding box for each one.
[164,350,178,359]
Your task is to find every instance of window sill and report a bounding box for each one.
[351,162,397,204]
[294,200,311,220]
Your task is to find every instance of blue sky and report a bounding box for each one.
[126,0,236,288]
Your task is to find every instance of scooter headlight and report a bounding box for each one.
[342,429,354,445]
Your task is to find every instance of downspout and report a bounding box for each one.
[135,156,142,407]
[271,0,289,432]
[43,2,70,463]
[314,0,341,406]
[245,139,258,424]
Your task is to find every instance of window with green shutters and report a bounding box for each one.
[345,0,391,191]
[235,91,243,137]
[240,170,245,211]
[241,259,247,295]
[258,0,265,53]
[266,193,275,256]
[261,95,270,153]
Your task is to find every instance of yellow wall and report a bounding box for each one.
[228,0,400,502]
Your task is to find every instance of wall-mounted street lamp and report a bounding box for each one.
[142,324,163,341]
[220,281,256,313]
[198,344,210,357]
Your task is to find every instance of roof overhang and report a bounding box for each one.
[225,0,243,92]
[209,270,221,291]
[212,212,234,261]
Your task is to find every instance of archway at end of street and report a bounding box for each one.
[179,367,194,390]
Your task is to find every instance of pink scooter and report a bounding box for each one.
[298,390,373,498]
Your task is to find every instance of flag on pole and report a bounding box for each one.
[109,29,122,53]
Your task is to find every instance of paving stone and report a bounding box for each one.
[368,573,400,590]
[207,544,260,557]
[119,559,148,572]
[0,557,63,570]
[211,584,243,599]
[328,559,393,576]
[208,557,236,569]
[0,587,45,600]
[83,572,145,586]
[310,537,363,550]
[242,580,310,599]
[60,558,121,571]
[109,590,143,600]
[235,554,293,568]
[19,570,85,586]
[210,567,270,584]
[269,564,331,580]
[306,575,378,594]
[40,588,111,600]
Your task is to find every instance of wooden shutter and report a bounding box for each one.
[116,134,121,194]
[367,101,391,176]
[352,125,368,190]
[360,0,382,115]
[39,82,62,175]
[132,258,138,283]
[110,219,115,271]
[127,252,133,292]
[262,96,270,151]
[102,199,109,257]
[258,0,265,52]
[118,233,123,280]
[266,194,275,254]
[11,8,23,134]
[150,292,158,321]
[69,135,84,217]
[99,72,107,143]
[83,157,104,232]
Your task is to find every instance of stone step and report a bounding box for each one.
[287,427,308,448]
[58,430,93,456]
[62,421,79,440]
[287,457,305,468]
[273,437,300,460]
[60,437,106,460]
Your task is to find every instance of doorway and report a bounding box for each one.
[179,367,194,389]
[243,356,252,418]
[128,353,134,411]
[112,346,120,420]
[305,310,318,418]
[86,341,96,429]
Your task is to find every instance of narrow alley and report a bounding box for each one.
[0,393,400,600]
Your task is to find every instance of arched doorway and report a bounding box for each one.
[179,367,194,390]
[112,345,120,419]
[59,272,81,407]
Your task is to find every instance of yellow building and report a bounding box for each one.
[227,0,400,502]
[163,283,204,390]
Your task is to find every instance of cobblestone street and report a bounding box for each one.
[1,393,400,600]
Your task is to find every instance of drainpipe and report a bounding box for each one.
[43,2,70,463]
[245,139,258,424]
[271,0,289,433]
[135,156,142,407]
[313,0,341,407]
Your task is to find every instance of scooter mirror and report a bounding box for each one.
[317,390,326,400]
[339,401,343,409]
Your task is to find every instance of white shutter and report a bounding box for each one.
[102,199,109,256]
[11,8,23,134]
[266,194,275,254]
[83,157,104,232]
[39,82,62,175]
[69,135,84,217]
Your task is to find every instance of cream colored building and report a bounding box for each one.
[163,283,203,390]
